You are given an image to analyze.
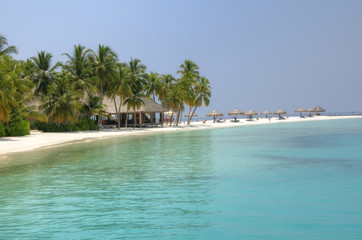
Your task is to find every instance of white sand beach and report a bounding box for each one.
[1,115,361,156]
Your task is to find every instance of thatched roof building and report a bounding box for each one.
[28,95,167,127]
[102,97,166,114]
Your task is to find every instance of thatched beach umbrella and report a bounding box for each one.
[314,106,325,115]
[206,109,223,123]
[184,113,198,117]
[244,109,258,121]
[228,108,244,121]
[295,107,306,117]
[164,111,176,117]
[273,108,287,119]
[261,110,272,118]
[306,108,315,117]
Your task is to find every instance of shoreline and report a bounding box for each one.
[1,115,361,156]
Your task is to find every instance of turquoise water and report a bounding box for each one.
[1,119,362,239]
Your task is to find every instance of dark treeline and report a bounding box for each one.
[0,35,211,136]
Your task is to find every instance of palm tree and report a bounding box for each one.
[40,75,83,125]
[62,45,96,95]
[0,58,16,123]
[177,60,199,84]
[124,92,145,129]
[127,58,146,93]
[0,55,33,123]
[144,72,161,102]
[188,76,211,124]
[89,44,117,125]
[177,60,200,125]
[0,35,18,56]
[31,51,60,96]
[122,59,146,128]
[162,83,183,127]
[158,74,175,102]
[184,88,197,124]
[82,95,107,119]
[21,105,47,123]
[0,82,13,123]
[107,63,132,128]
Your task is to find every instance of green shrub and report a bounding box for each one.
[33,118,99,132]
[77,118,98,130]
[0,122,5,137]
[4,119,30,136]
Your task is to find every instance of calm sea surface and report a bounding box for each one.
[1,119,362,239]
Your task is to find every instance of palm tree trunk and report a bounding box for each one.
[113,98,120,129]
[100,78,104,103]
[133,109,136,129]
[118,103,122,129]
[178,109,182,125]
[188,106,198,125]
[153,93,155,102]
[117,113,121,129]
[125,112,128,128]
[176,109,180,126]
[170,112,174,127]
[118,96,123,128]
[117,97,123,129]
[187,106,192,125]
[98,78,104,126]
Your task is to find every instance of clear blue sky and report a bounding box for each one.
[2,0,362,115]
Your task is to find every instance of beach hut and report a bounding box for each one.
[206,110,223,123]
[273,108,287,119]
[295,107,306,118]
[228,108,244,122]
[314,106,325,116]
[306,108,316,117]
[261,110,272,118]
[244,109,258,121]
[101,97,167,127]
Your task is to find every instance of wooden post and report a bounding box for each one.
[125,113,128,128]
[161,112,164,127]
[139,112,142,126]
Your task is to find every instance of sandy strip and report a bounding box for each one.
[1,115,361,156]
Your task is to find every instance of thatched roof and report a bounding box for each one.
[206,110,223,117]
[314,106,325,112]
[27,95,166,114]
[244,109,258,116]
[295,107,306,112]
[273,108,287,115]
[228,108,244,116]
[164,111,177,117]
[102,97,166,114]
[184,113,198,117]
[25,98,41,108]
[306,108,316,112]
[261,110,272,115]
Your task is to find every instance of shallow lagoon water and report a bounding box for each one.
[1,119,362,239]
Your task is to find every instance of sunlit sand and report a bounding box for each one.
[1,115,361,156]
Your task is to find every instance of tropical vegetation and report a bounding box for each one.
[0,35,211,137]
